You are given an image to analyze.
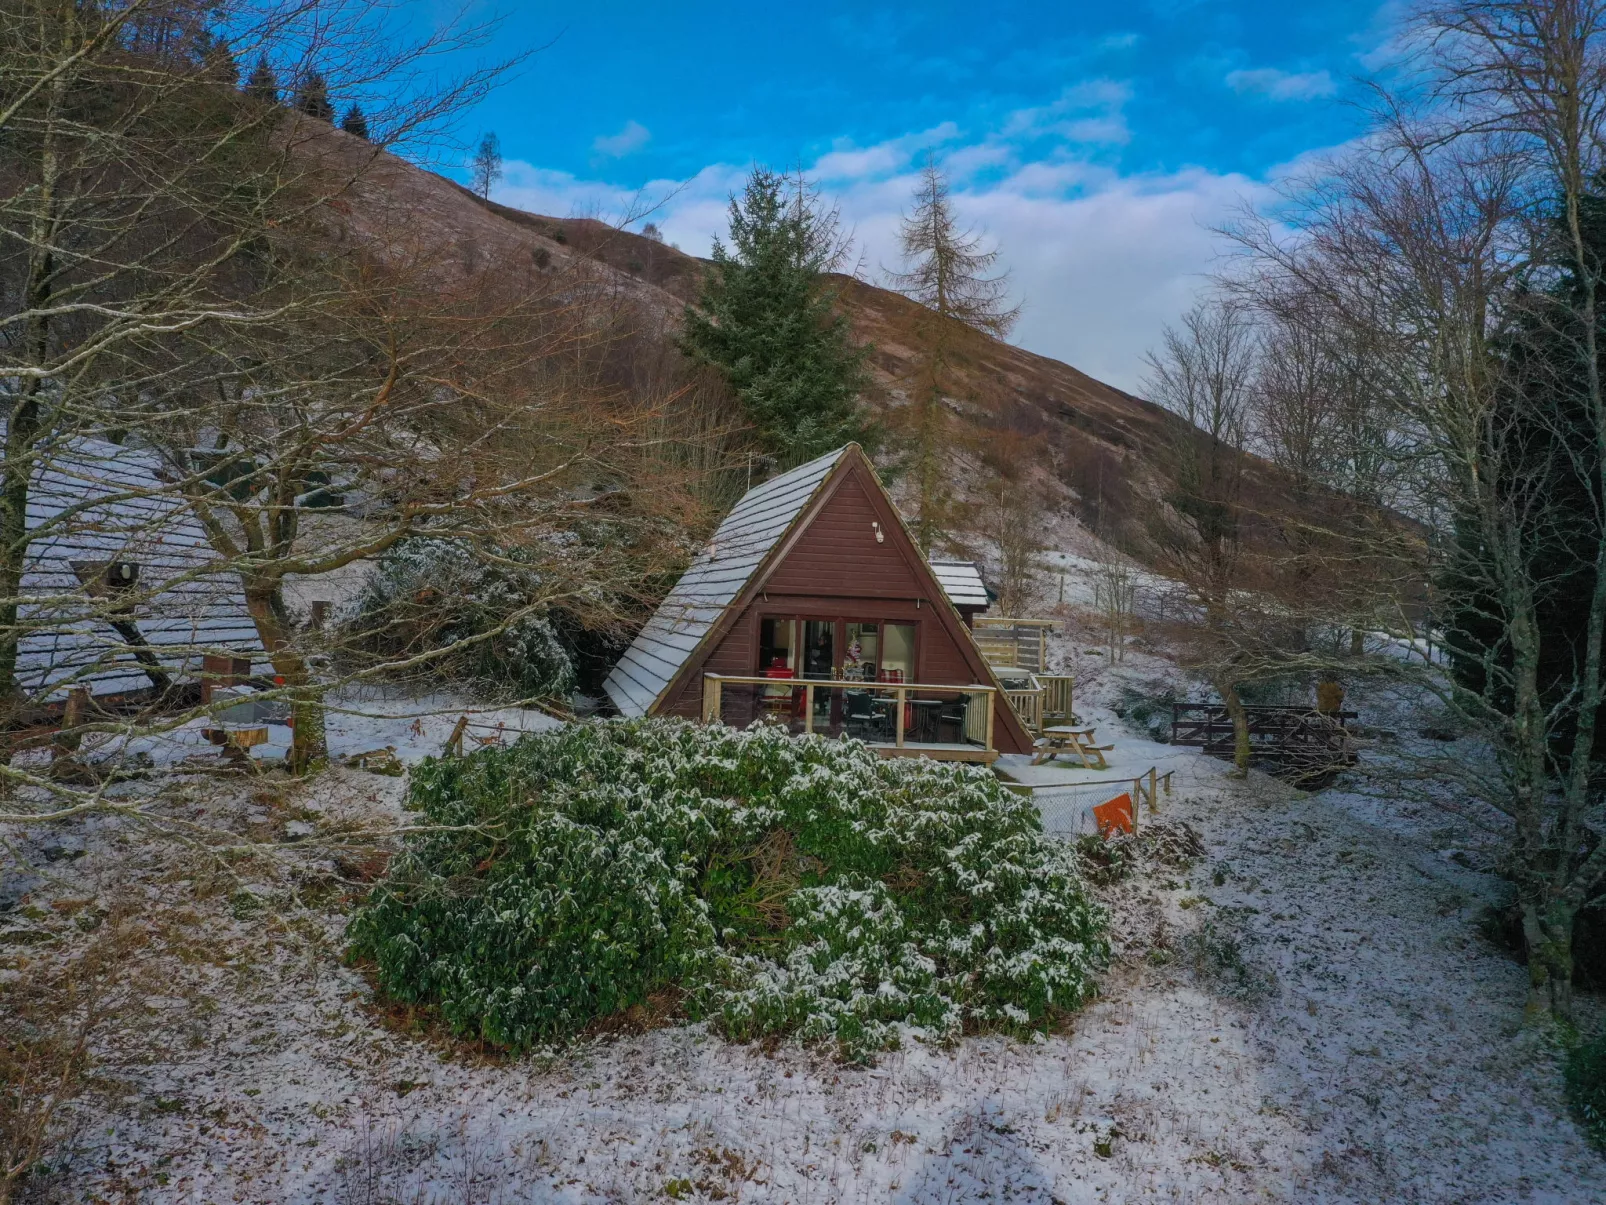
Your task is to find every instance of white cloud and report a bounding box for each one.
[492,111,1288,394]
[1002,80,1131,144]
[592,119,651,158]
[813,123,961,182]
[819,158,1264,393]
[1224,67,1337,101]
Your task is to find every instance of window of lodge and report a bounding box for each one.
[759,618,916,681]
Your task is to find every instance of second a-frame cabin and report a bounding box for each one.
[604,445,1034,761]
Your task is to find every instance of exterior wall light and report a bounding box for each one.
[872,521,884,543]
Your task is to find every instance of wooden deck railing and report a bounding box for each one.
[973,617,1059,673]
[701,674,997,754]
[1004,682,1044,732]
[998,673,1074,735]
[1041,674,1075,724]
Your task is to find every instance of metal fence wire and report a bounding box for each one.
[1010,766,1171,839]
[1026,783,1121,837]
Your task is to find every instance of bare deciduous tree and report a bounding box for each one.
[1142,298,1262,770]
[1220,0,1606,1015]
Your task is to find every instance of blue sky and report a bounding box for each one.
[417,1,1398,392]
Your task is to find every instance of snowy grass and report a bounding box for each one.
[6,721,1605,1200]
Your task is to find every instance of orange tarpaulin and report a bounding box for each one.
[1093,792,1135,837]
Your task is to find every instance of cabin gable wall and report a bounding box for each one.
[656,460,1033,756]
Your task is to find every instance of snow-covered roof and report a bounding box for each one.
[930,560,988,610]
[604,447,849,717]
[18,436,264,698]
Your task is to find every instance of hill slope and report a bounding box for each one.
[325,133,1312,565]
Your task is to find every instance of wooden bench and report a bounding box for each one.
[1032,725,1114,770]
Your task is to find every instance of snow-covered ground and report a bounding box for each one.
[6,698,1603,1202]
[51,683,562,772]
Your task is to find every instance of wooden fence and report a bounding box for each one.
[973,617,1058,673]
[1005,765,1174,835]
[1170,702,1357,770]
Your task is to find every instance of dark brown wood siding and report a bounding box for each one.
[655,457,1034,755]
[763,473,928,599]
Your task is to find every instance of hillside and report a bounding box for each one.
[321,132,1320,564]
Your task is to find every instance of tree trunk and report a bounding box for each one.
[243,583,326,774]
[1521,896,1576,1021]
[1217,676,1251,776]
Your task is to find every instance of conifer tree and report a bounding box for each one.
[243,55,277,104]
[340,103,370,140]
[680,167,872,468]
[471,131,502,199]
[889,155,1019,554]
[295,69,335,121]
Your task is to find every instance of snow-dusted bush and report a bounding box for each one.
[1567,1033,1606,1149]
[349,719,1108,1060]
[344,539,575,700]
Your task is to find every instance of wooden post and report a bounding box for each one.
[984,688,996,753]
[444,714,469,758]
[53,687,88,761]
[702,674,721,724]
[895,687,905,748]
[804,683,815,735]
[1148,767,1159,815]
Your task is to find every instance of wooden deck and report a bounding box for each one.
[702,673,1002,760]
[870,742,1000,764]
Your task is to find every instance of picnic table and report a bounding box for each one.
[1032,725,1114,770]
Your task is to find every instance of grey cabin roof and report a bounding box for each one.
[604,448,992,718]
[18,435,264,699]
[604,447,847,718]
[929,560,988,610]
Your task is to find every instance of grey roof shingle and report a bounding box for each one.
[15,436,264,698]
[929,560,989,609]
[604,447,848,717]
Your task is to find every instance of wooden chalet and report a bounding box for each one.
[604,445,1034,761]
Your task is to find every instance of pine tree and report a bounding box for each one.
[680,167,872,468]
[340,104,370,140]
[889,155,1019,554]
[195,31,238,87]
[295,70,334,122]
[243,56,277,104]
[471,132,503,199]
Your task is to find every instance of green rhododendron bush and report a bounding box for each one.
[348,719,1108,1060]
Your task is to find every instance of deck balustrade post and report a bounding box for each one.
[984,689,995,752]
[895,687,905,747]
[702,675,723,724]
[804,684,815,735]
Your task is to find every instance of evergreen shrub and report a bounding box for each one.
[344,539,575,701]
[1567,1031,1606,1149]
[349,719,1108,1060]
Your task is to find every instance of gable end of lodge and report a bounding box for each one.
[604,444,1033,761]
